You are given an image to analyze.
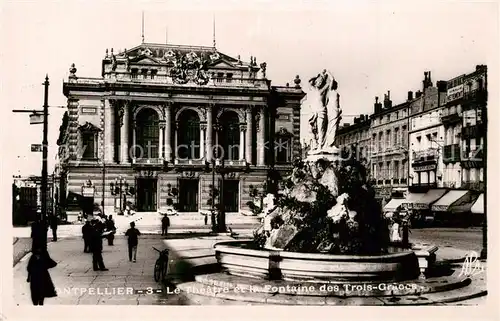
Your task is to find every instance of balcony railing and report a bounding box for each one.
[400,178,407,184]
[461,181,485,192]
[99,73,270,89]
[440,112,462,125]
[132,158,163,166]
[384,179,391,185]
[461,124,485,139]
[412,148,439,163]
[462,148,483,160]
[463,88,487,103]
[174,158,205,166]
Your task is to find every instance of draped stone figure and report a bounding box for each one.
[305,70,342,155]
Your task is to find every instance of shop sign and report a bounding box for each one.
[82,186,95,197]
[413,203,429,210]
[447,84,463,98]
[432,205,448,212]
[413,164,436,171]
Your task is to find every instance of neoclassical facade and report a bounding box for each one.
[58,43,304,221]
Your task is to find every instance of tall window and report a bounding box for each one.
[136,109,159,159]
[386,129,391,148]
[141,69,148,79]
[219,111,240,161]
[378,132,383,152]
[394,161,399,179]
[81,132,97,159]
[79,122,100,160]
[275,131,293,164]
[402,125,407,146]
[177,110,201,159]
[226,73,233,83]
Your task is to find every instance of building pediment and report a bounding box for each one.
[210,59,239,69]
[130,56,162,65]
[79,121,101,132]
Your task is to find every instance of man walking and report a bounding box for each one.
[82,220,92,253]
[125,222,141,262]
[161,214,170,237]
[90,220,109,271]
[105,215,116,246]
[49,215,58,242]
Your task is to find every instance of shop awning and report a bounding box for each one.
[449,191,480,213]
[401,192,426,209]
[470,194,484,214]
[412,189,448,210]
[431,190,468,212]
[384,198,406,212]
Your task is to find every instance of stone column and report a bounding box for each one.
[104,99,115,163]
[239,125,246,160]
[159,122,164,159]
[120,101,130,163]
[206,106,213,162]
[132,120,137,162]
[164,102,172,162]
[200,123,206,160]
[174,121,179,162]
[245,107,253,164]
[257,107,266,166]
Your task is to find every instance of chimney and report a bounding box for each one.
[383,90,392,109]
[437,80,447,92]
[407,91,413,101]
[423,71,433,90]
[415,90,422,98]
[374,96,380,113]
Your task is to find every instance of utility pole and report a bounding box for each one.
[481,67,488,260]
[12,75,50,251]
[41,75,49,228]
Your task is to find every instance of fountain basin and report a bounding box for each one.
[214,240,420,283]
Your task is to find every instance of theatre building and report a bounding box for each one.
[57,42,304,222]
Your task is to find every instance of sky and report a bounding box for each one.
[1,0,498,177]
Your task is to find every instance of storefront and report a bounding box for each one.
[431,190,479,225]
[383,198,406,219]
[470,193,484,225]
[403,189,448,225]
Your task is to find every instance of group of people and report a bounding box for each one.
[81,215,143,268]
[26,212,168,305]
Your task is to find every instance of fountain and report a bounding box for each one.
[172,71,485,305]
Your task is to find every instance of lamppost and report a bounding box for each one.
[110,176,134,215]
[12,76,50,252]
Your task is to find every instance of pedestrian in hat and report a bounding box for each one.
[26,247,57,305]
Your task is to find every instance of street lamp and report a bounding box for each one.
[12,75,50,253]
[110,176,134,215]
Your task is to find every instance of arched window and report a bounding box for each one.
[177,110,200,159]
[219,111,240,161]
[136,109,159,159]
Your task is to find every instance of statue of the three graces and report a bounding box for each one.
[305,69,342,155]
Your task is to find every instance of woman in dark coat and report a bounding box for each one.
[26,248,57,305]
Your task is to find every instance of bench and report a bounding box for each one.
[412,243,438,279]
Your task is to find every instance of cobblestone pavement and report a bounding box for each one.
[13,235,189,305]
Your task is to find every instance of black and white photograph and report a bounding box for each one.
[1,0,497,317]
